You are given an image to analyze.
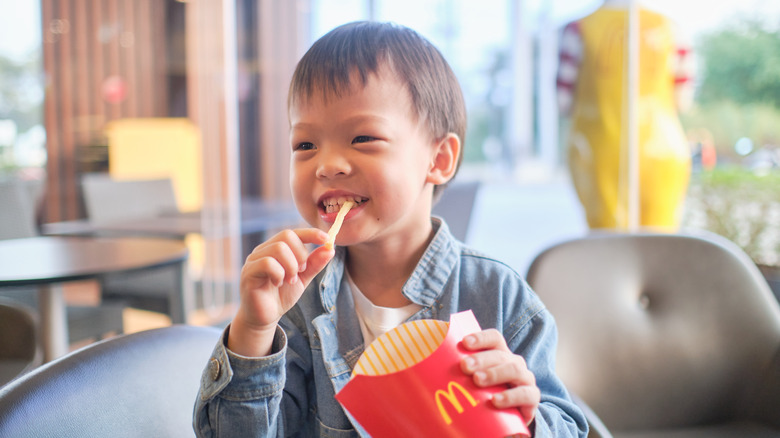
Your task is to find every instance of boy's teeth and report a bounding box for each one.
[323,196,364,213]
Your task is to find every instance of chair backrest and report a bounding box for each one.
[0,179,37,240]
[0,325,221,438]
[432,180,480,242]
[81,174,179,224]
[526,231,780,432]
[0,299,40,386]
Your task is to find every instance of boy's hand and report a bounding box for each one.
[460,329,540,427]
[228,228,334,357]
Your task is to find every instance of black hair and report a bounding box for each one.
[289,21,467,193]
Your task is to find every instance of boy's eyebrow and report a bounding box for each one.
[291,114,391,130]
[342,114,391,125]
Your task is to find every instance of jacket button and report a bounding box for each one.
[208,357,221,380]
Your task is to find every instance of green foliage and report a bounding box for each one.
[679,101,780,153]
[695,167,780,187]
[464,104,489,163]
[683,167,780,266]
[696,18,780,108]
[0,54,43,133]
[681,18,780,158]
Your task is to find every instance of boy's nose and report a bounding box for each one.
[315,150,351,179]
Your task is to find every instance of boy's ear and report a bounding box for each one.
[426,133,460,185]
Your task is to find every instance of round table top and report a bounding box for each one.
[0,236,189,286]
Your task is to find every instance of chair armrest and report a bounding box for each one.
[570,393,613,438]
[751,347,780,428]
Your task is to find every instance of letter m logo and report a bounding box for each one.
[434,381,479,425]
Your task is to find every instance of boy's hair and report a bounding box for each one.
[289,21,467,195]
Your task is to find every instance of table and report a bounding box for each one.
[41,198,302,239]
[0,236,189,362]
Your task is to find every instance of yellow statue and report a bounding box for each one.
[557,0,694,230]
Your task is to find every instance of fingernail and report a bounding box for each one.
[493,393,505,404]
[299,263,307,272]
[465,335,476,346]
[464,357,475,370]
[475,371,486,383]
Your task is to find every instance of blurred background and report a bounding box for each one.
[0,0,778,335]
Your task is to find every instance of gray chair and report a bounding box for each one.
[0,299,41,387]
[81,174,179,224]
[0,179,125,346]
[433,179,480,242]
[526,230,780,438]
[80,174,184,316]
[0,179,38,240]
[0,324,221,437]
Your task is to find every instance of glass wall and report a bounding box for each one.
[0,0,777,331]
[307,0,779,275]
[0,1,44,179]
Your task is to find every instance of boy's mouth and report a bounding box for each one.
[322,196,368,214]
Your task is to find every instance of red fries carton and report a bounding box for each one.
[335,310,529,437]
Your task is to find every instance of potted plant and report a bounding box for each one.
[683,167,780,301]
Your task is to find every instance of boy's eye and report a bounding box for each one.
[352,135,375,144]
[294,142,315,151]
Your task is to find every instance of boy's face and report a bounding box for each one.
[289,68,441,248]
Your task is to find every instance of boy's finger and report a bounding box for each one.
[298,245,336,286]
[259,240,306,285]
[293,228,330,245]
[491,385,540,424]
[478,357,534,387]
[243,255,286,288]
[462,328,509,352]
[491,385,539,407]
[244,228,328,282]
[460,349,505,374]
[288,229,329,276]
[246,228,328,262]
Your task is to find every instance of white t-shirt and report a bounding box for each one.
[346,271,421,346]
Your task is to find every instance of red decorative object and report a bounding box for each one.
[102,75,127,104]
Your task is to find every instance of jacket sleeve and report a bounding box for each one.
[505,283,589,438]
[193,318,313,438]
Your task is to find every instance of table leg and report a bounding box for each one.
[168,261,190,324]
[37,284,69,362]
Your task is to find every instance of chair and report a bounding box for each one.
[0,179,38,240]
[104,118,203,214]
[0,324,221,437]
[0,179,125,347]
[81,174,180,224]
[432,179,480,242]
[0,299,41,387]
[525,231,780,437]
[80,174,185,316]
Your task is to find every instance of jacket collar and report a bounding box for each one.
[317,217,459,313]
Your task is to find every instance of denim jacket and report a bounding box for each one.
[194,218,588,437]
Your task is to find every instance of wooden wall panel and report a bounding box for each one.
[255,0,310,200]
[41,0,170,221]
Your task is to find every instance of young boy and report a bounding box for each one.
[194,21,588,437]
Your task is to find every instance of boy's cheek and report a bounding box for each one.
[289,187,317,225]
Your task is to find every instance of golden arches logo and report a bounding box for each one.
[434,381,478,425]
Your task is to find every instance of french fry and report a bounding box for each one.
[325,201,355,250]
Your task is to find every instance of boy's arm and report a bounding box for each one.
[229,228,333,358]
[194,316,313,437]
[506,306,589,437]
[194,227,332,436]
